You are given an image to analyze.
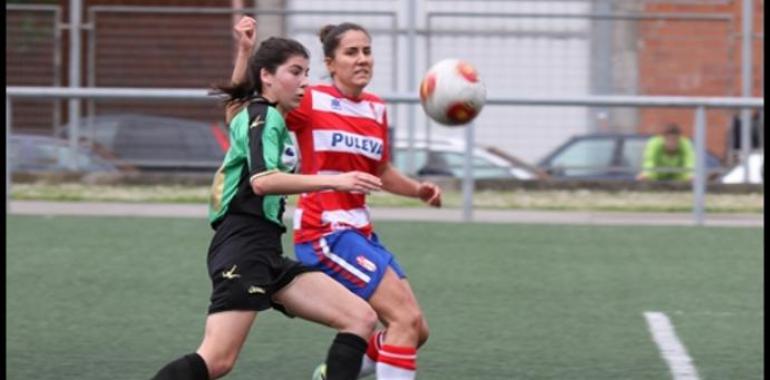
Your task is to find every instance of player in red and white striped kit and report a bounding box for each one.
[231,19,441,380]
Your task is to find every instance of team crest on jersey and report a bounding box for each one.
[282,145,298,171]
[356,255,377,272]
[331,98,342,110]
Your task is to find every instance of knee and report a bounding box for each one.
[202,353,237,379]
[392,307,424,334]
[417,321,430,348]
[356,305,379,335]
[339,303,378,337]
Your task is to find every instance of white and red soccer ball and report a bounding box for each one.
[419,58,487,127]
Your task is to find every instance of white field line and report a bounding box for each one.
[644,311,701,380]
[671,310,764,317]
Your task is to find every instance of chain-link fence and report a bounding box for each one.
[6,4,62,133]
[5,0,764,176]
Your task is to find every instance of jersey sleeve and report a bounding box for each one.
[285,87,313,132]
[246,107,284,180]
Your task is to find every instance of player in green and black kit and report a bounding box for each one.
[151,36,382,380]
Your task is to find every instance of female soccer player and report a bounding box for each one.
[151,36,383,380]
[230,18,440,380]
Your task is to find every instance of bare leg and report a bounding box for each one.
[400,279,430,348]
[274,272,377,380]
[195,310,257,379]
[273,272,377,336]
[368,268,427,348]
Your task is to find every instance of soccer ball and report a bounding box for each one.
[419,58,487,126]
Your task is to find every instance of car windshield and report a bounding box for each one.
[393,148,513,178]
[441,152,513,178]
[12,137,115,172]
[548,138,616,176]
[621,138,648,172]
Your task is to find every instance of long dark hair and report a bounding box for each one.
[213,37,309,104]
[318,22,371,59]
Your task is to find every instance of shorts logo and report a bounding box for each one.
[356,255,377,272]
[222,265,241,280]
[248,285,266,294]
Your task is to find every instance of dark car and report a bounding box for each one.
[60,114,227,172]
[537,133,722,180]
[9,134,121,173]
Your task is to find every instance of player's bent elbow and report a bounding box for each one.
[250,178,269,196]
[250,171,281,196]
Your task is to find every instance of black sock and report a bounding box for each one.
[324,333,368,380]
[151,353,209,380]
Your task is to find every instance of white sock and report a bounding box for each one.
[358,354,376,378]
[358,330,384,378]
[376,362,416,380]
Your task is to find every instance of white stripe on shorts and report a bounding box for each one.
[319,237,371,284]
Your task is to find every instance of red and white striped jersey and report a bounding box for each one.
[286,84,390,243]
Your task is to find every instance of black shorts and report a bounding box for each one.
[206,214,316,316]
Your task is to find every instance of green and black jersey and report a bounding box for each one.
[208,99,299,230]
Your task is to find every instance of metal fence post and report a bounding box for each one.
[68,0,83,170]
[7,96,11,210]
[693,106,706,225]
[740,0,754,183]
[462,121,475,222]
[406,0,417,175]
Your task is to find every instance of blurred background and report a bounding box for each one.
[6,3,764,379]
[5,0,765,198]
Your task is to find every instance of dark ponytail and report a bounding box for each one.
[212,37,309,104]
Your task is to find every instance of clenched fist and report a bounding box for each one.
[233,16,258,52]
[417,181,442,208]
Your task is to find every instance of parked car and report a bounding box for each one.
[720,151,763,184]
[537,133,722,180]
[392,137,537,180]
[60,114,227,172]
[9,133,122,173]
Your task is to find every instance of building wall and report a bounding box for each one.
[638,0,763,159]
[7,0,254,134]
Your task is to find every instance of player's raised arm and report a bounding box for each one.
[232,16,258,85]
[223,16,259,123]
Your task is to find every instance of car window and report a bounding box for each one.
[442,152,513,178]
[548,138,616,176]
[18,140,113,171]
[9,139,23,162]
[622,138,648,171]
[392,149,428,173]
[393,148,512,178]
[20,143,66,170]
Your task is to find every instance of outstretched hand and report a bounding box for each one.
[417,181,442,208]
[334,171,383,194]
[233,16,258,52]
